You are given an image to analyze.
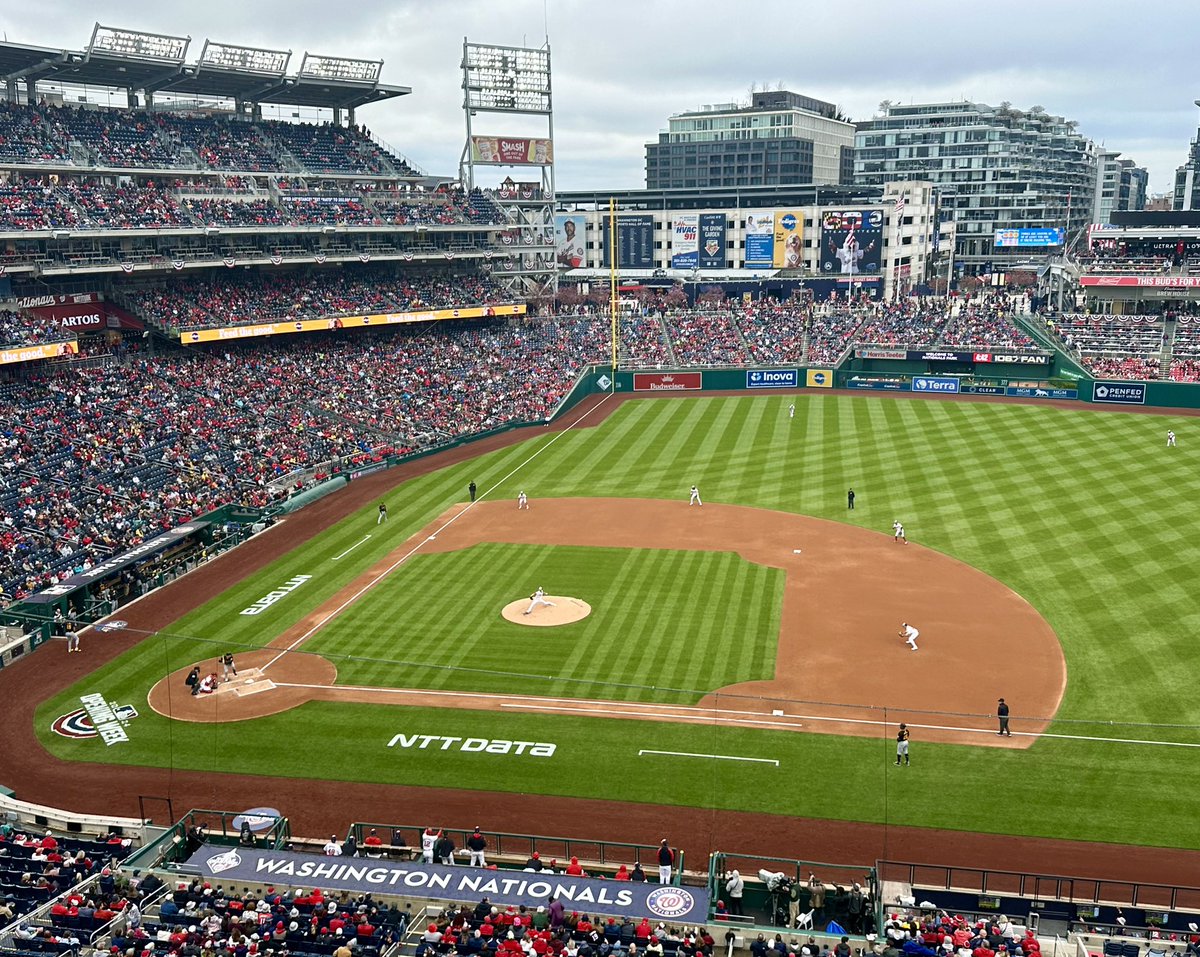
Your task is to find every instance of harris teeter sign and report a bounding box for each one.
[184,847,709,922]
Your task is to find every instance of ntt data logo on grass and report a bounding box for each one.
[387,733,556,757]
[240,575,312,615]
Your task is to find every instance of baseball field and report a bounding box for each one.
[25,391,1200,859]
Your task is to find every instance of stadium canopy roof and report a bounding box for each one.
[0,24,410,112]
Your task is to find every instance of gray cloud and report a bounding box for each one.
[1,0,1193,194]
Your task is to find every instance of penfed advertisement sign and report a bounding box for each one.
[1091,381,1146,404]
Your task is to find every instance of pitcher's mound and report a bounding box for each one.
[502,596,592,626]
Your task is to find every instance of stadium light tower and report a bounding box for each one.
[460,39,556,300]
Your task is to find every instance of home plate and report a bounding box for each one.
[235,680,276,696]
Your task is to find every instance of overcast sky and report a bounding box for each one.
[2,0,1195,195]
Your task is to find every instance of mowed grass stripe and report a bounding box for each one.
[37,394,1200,850]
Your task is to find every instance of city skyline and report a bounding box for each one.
[0,0,1193,196]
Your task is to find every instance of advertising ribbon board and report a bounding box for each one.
[633,372,702,392]
[183,847,709,923]
[746,369,799,389]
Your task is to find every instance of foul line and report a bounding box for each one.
[331,535,372,561]
[639,749,779,766]
[262,393,615,672]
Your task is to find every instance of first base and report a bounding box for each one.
[792,549,802,554]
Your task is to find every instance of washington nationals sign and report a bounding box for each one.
[183,847,709,922]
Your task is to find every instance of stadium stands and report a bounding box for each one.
[665,312,751,366]
[117,268,511,330]
[0,103,416,177]
[0,825,131,933]
[0,314,602,600]
[1051,315,1165,380]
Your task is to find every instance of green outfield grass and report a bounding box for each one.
[35,393,1200,849]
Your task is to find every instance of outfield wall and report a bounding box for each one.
[588,365,1200,410]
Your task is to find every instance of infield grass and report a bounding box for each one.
[35,393,1200,849]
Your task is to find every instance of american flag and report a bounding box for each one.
[894,194,906,214]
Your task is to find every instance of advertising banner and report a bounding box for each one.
[1091,381,1146,404]
[772,211,804,269]
[806,369,833,388]
[180,305,525,345]
[845,379,909,391]
[820,209,884,276]
[0,340,79,365]
[183,847,709,923]
[856,348,1050,365]
[633,372,702,392]
[602,215,656,270]
[470,136,553,165]
[960,385,1006,395]
[994,228,1064,247]
[911,376,961,394]
[1006,386,1078,399]
[744,211,775,267]
[671,214,699,269]
[26,300,112,330]
[11,292,99,309]
[1080,276,1200,288]
[746,369,799,389]
[699,213,727,268]
[555,214,586,270]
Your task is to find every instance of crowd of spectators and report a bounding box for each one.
[618,316,673,367]
[417,897,722,957]
[0,823,131,934]
[0,179,503,232]
[664,312,750,366]
[0,102,414,177]
[118,269,511,330]
[732,300,808,366]
[0,313,593,600]
[0,309,73,347]
[1049,315,1165,380]
[111,872,409,957]
[849,301,953,348]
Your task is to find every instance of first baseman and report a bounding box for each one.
[517,490,529,509]
[689,485,703,506]
[524,587,556,616]
[899,622,919,651]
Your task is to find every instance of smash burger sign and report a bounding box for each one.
[184,847,709,922]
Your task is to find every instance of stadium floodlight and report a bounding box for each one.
[463,41,551,112]
[298,53,382,83]
[199,40,290,75]
[88,23,189,62]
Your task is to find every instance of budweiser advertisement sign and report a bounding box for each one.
[633,372,703,392]
[1081,275,1200,288]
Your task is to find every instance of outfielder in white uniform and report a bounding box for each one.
[517,491,529,509]
[1167,430,1176,447]
[789,404,795,419]
[893,521,908,544]
[689,485,702,506]
[524,587,556,615]
[899,622,919,651]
